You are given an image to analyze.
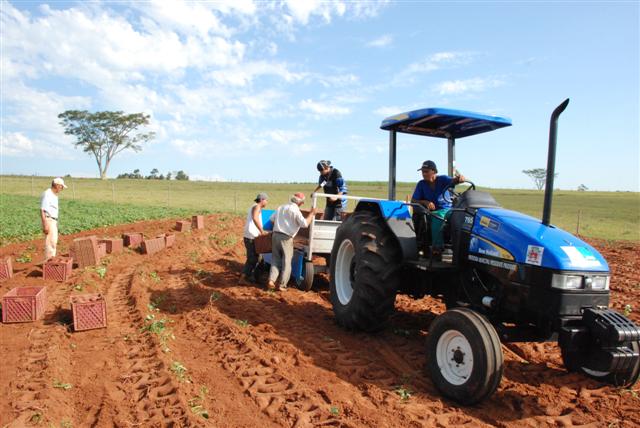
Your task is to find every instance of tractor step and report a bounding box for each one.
[404,259,457,272]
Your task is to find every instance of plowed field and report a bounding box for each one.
[1,214,638,427]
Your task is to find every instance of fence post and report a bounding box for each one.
[234,192,238,214]
[167,180,171,208]
[112,182,115,203]
[31,175,34,196]
[72,181,76,200]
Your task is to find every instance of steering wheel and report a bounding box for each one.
[442,180,476,204]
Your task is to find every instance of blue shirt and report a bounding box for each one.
[412,175,454,209]
[318,167,347,208]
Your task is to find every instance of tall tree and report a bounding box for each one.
[58,110,155,179]
[522,168,558,190]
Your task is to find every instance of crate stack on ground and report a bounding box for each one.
[43,256,73,282]
[122,232,144,248]
[99,238,124,254]
[142,236,166,255]
[2,286,47,323]
[175,220,191,232]
[192,215,204,230]
[71,293,107,331]
[158,233,176,248]
[71,236,101,269]
[0,256,13,281]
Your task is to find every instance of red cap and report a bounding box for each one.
[294,192,305,200]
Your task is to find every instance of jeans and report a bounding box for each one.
[243,237,260,279]
[323,205,344,221]
[268,232,294,286]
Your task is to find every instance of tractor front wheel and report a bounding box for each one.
[329,210,401,332]
[426,308,504,405]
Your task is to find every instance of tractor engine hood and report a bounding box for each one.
[470,207,609,272]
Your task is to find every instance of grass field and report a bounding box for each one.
[1,175,638,243]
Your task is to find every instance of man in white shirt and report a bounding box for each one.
[242,192,269,284]
[40,177,67,260]
[268,193,316,291]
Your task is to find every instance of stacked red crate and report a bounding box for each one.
[72,236,100,269]
[0,256,13,281]
[176,221,191,232]
[142,236,165,255]
[192,215,204,229]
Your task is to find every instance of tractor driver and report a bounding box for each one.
[411,160,466,254]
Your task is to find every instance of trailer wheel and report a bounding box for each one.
[426,308,504,405]
[295,261,315,291]
[329,210,401,332]
[561,341,640,387]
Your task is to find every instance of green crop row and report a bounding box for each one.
[0,194,202,246]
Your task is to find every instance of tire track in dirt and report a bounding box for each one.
[6,278,75,427]
[89,267,199,427]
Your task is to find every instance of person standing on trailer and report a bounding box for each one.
[241,192,269,284]
[313,160,347,221]
[268,193,316,291]
[40,177,67,260]
[411,160,466,253]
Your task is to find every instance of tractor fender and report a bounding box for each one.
[354,200,417,261]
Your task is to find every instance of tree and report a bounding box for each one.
[147,168,159,179]
[577,184,588,191]
[175,170,189,181]
[166,172,172,180]
[58,110,155,179]
[522,168,558,190]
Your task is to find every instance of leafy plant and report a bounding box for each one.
[209,291,221,302]
[235,319,249,328]
[170,361,190,383]
[329,406,340,416]
[141,314,174,352]
[149,271,160,283]
[148,295,166,312]
[624,304,632,317]
[95,266,107,279]
[30,412,43,424]
[189,251,199,263]
[60,421,72,428]
[53,380,73,390]
[16,251,32,263]
[394,385,412,401]
[189,386,210,419]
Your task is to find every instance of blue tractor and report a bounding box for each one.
[329,99,640,404]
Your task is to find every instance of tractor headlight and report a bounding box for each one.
[551,274,584,290]
[590,275,610,290]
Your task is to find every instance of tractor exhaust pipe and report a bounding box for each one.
[542,98,570,226]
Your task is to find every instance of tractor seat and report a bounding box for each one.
[453,190,500,210]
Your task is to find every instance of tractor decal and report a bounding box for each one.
[525,245,544,266]
[560,246,602,268]
[469,235,513,260]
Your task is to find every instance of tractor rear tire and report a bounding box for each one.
[561,340,640,387]
[329,210,402,332]
[426,307,504,405]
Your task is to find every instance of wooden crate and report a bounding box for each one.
[72,236,100,269]
[192,215,204,230]
[43,256,73,282]
[2,286,47,323]
[142,237,165,255]
[0,256,13,281]
[71,293,107,331]
[122,233,144,248]
[176,221,191,232]
[99,238,123,254]
[254,232,273,254]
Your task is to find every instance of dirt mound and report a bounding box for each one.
[1,216,638,427]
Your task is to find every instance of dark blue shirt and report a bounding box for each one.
[412,175,454,209]
[318,167,347,208]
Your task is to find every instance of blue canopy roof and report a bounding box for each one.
[380,107,512,139]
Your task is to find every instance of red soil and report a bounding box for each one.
[0,215,638,427]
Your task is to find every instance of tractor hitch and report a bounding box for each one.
[560,308,640,385]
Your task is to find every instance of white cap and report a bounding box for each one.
[53,177,68,188]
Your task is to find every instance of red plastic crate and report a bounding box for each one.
[192,215,204,230]
[122,232,144,248]
[0,256,13,281]
[97,243,107,259]
[2,286,47,323]
[176,221,191,232]
[142,237,165,255]
[158,234,176,248]
[43,257,73,282]
[99,238,123,254]
[72,236,100,269]
[71,293,107,331]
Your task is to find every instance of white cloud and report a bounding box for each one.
[281,0,388,26]
[299,99,351,116]
[1,132,33,157]
[392,51,478,86]
[367,34,393,48]
[208,61,306,87]
[432,77,505,95]
[374,106,405,117]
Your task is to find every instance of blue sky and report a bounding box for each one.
[1,1,638,191]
